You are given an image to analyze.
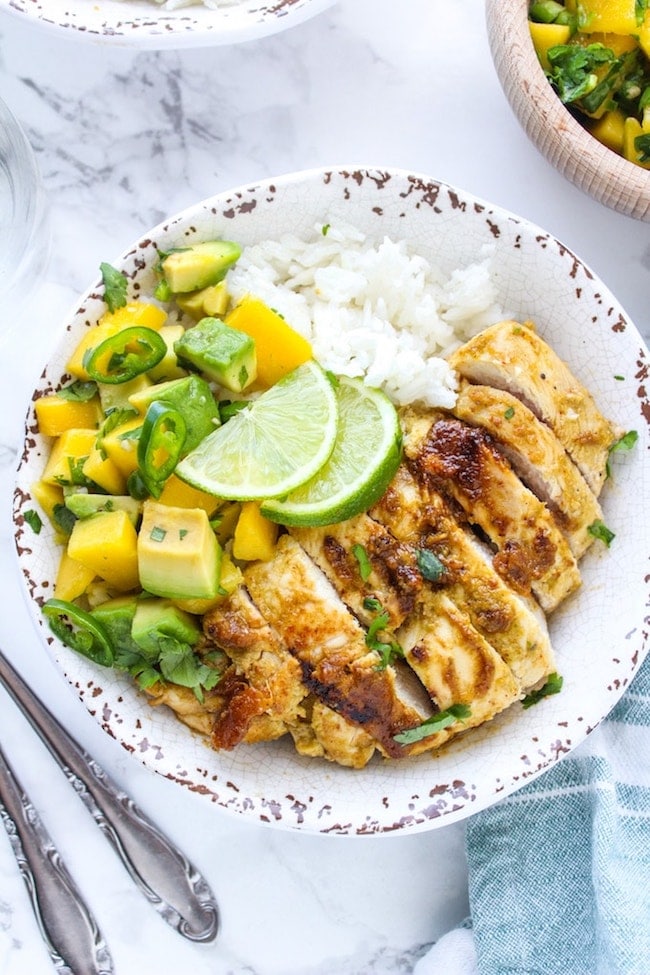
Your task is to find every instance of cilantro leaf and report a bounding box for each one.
[522,672,564,709]
[588,519,615,547]
[57,380,98,403]
[416,548,445,582]
[394,704,471,745]
[352,543,372,582]
[100,262,128,313]
[23,509,42,534]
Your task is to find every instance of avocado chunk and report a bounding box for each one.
[131,598,201,661]
[137,499,223,600]
[128,374,220,452]
[160,241,241,294]
[65,493,142,526]
[174,317,257,393]
[176,281,229,321]
[91,595,142,665]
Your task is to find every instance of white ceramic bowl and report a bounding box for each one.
[2,0,336,48]
[13,165,650,835]
[486,0,650,221]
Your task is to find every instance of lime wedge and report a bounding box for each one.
[175,360,338,500]
[261,376,402,527]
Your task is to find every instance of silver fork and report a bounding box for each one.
[0,646,219,959]
[0,741,114,974]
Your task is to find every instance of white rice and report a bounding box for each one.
[227,219,504,410]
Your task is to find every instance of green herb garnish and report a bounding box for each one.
[363,596,404,670]
[352,543,372,581]
[587,519,615,547]
[416,548,445,582]
[100,262,128,313]
[57,380,98,403]
[394,704,471,744]
[522,672,564,709]
[23,509,42,534]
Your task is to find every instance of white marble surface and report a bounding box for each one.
[0,1,648,973]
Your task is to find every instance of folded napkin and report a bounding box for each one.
[415,651,650,975]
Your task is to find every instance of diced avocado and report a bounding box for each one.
[98,374,152,415]
[176,281,229,321]
[174,317,257,393]
[137,499,223,600]
[160,241,241,294]
[91,595,142,663]
[131,598,201,661]
[64,493,142,526]
[128,374,220,452]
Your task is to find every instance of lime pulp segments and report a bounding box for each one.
[175,360,338,500]
[261,375,402,527]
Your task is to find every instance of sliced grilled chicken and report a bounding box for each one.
[289,697,377,769]
[202,586,307,749]
[371,464,555,691]
[451,382,603,558]
[290,515,421,630]
[396,590,522,750]
[448,319,622,495]
[244,533,435,758]
[404,413,581,613]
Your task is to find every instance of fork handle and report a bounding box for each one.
[0,743,113,975]
[0,648,219,942]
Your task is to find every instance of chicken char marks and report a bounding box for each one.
[193,319,614,769]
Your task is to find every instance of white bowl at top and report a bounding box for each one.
[1,0,336,48]
[12,165,650,835]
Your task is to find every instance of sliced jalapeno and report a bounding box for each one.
[137,400,187,498]
[43,598,114,667]
[84,326,167,384]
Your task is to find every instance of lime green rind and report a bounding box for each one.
[261,376,403,527]
[175,360,338,500]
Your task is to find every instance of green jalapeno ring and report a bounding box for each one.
[84,326,167,385]
[42,598,114,667]
[137,400,187,498]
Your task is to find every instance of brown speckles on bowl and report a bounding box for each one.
[12,165,650,834]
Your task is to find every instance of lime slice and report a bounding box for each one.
[175,360,338,500]
[261,376,402,527]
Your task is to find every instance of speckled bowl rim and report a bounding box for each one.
[2,0,336,48]
[486,0,650,221]
[13,165,650,835]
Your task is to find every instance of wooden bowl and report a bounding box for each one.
[485,0,650,221]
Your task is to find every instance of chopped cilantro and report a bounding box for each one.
[23,509,42,534]
[150,525,167,543]
[416,548,445,582]
[100,262,128,313]
[522,672,564,709]
[587,519,615,547]
[607,429,638,477]
[504,406,515,419]
[394,704,471,744]
[362,596,404,669]
[352,543,372,581]
[57,380,97,403]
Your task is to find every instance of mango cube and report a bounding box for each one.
[68,509,140,591]
[226,296,312,386]
[41,429,97,486]
[232,501,279,562]
[35,392,102,438]
[54,550,96,602]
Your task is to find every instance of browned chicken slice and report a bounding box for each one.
[402,411,581,613]
[448,320,622,495]
[244,533,435,758]
[451,382,603,558]
[289,697,377,769]
[202,586,308,749]
[290,515,422,630]
[395,590,522,750]
[371,464,555,691]
[146,681,227,737]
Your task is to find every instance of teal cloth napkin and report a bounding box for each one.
[415,652,650,975]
